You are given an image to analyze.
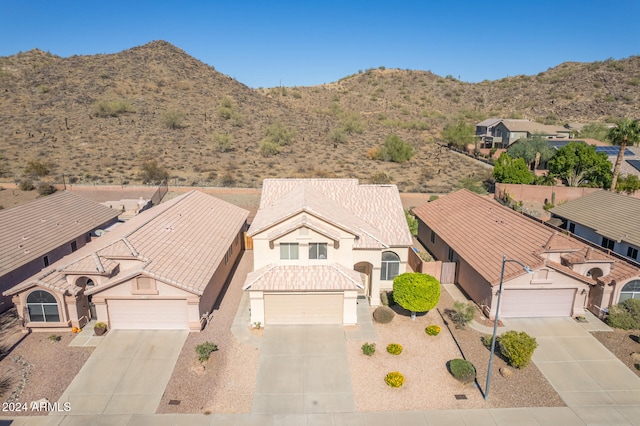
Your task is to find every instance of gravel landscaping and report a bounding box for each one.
[592,328,640,378]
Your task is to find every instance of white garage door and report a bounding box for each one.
[500,289,575,318]
[264,293,343,325]
[107,299,189,330]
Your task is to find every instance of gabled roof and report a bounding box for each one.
[498,120,570,135]
[249,179,412,249]
[475,118,503,127]
[413,189,639,286]
[243,263,364,291]
[550,190,640,248]
[0,191,120,278]
[4,191,249,297]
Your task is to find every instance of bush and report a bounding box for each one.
[392,273,441,313]
[371,171,392,184]
[196,341,218,363]
[481,334,494,349]
[361,342,376,356]
[140,160,169,184]
[162,109,185,129]
[448,358,476,383]
[263,121,296,146]
[445,301,475,329]
[94,322,107,329]
[328,128,348,144]
[425,325,441,336]
[606,299,640,330]
[259,140,280,157]
[93,100,135,117]
[385,371,405,387]
[37,182,56,196]
[48,334,61,342]
[213,132,233,153]
[497,330,538,369]
[386,343,403,355]
[373,306,395,323]
[374,134,414,163]
[24,159,52,177]
[19,179,35,191]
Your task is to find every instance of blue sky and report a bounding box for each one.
[1,1,638,88]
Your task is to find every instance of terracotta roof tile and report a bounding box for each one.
[243,263,364,291]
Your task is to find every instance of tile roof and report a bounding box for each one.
[249,179,412,248]
[500,120,570,135]
[413,189,639,286]
[243,263,364,291]
[475,118,503,127]
[4,191,249,296]
[0,191,120,278]
[550,190,640,248]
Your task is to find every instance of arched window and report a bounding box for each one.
[586,268,603,279]
[26,290,60,322]
[380,251,400,281]
[620,280,640,303]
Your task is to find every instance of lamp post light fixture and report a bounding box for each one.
[484,254,533,401]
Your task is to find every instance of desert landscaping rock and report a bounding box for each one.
[500,367,513,378]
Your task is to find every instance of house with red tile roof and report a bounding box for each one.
[413,189,640,319]
[4,190,248,331]
[0,191,120,313]
[243,179,413,326]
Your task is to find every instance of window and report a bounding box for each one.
[627,247,638,260]
[26,290,60,322]
[619,280,640,303]
[568,223,575,234]
[380,251,400,281]
[43,256,50,267]
[601,237,615,250]
[309,243,328,260]
[430,230,435,244]
[71,241,78,252]
[280,243,299,260]
[448,248,455,262]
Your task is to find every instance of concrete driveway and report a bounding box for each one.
[505,317,640,425]
[57,329,188,416]
[252,325,354,415]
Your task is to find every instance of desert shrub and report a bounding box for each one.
[263,121,296,146]
[328,128,348,144]
[24,159,52,177]
[19,179,35,191]
[259,140,280,157]
[392,273,440,313]
[213,132,233,153]
[140,160,169,184]
[386,343,403,355]
[361,342,376,356]
[93,100,135,117]
[373,306,395,324]
[448,358,476,383]
[195,341,218,363]
[48,334,61,342]
[37,182,56,196]
[497,330,538,369]
[405,209,418,236]
[428,195,439,202]
[0,376,12,399]
[340,112,366,134]
[425,325,441,336]
[385,371,405,387]
[371,171,392,184]
[162,109,185,129]
[445,301,475,329]
[606,299,640,330]
[481,334,494,349]
[374,134,414,163]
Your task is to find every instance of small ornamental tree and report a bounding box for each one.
[392,273,441,319]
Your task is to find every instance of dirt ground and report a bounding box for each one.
[592,329,640,378]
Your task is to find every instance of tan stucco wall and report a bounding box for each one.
[14,286,72,330]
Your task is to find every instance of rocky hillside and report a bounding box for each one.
[0,41,638,192]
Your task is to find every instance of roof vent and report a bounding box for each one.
[95,229,105,237]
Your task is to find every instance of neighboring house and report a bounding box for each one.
[413,189,640,319]
[550,191,640,264]
[476,118,571,149]
[101,197,152,220]
[243,179,413,326]
[4,190,248,332]
[0,191,120,313]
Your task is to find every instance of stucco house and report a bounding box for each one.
[0,191,120,313]
[551,190,640,264]
[243,179,412,326]
[476,118,571,149]
[413,189,640,319]
[4,190,248,332]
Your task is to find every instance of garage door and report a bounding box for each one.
[107,299,189,330]
[500,289,575,318]
[264,293,343,325]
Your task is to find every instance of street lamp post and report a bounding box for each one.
[484,254,533,401]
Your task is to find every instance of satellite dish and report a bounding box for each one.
[95,229,105,237]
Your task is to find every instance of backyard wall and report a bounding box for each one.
[495,183,601,205]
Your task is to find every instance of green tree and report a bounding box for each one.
[548,141,612,187]
[492,153,535,184]
[616,174,640,195]
[441,120,475,148]
[607,118,640,191]
[578,122,609,142]
[375,134,414,163]
[507,135,555,170]
[392,273,441,318]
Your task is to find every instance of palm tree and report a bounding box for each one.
[608,118,640,191]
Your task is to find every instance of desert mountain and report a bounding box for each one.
[0,40,638,192]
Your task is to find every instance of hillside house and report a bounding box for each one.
[476,119,571,149]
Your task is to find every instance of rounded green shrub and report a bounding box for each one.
[386,343,403,355]
[385,371,405,387]
[392,273,441,313]
[606,299,640,330]
[373,306,395,324]
[361,342,376,356]
[448,358,476,383]
[425,325,441,336]
[195,341,218,363]
[497,330,538,369]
